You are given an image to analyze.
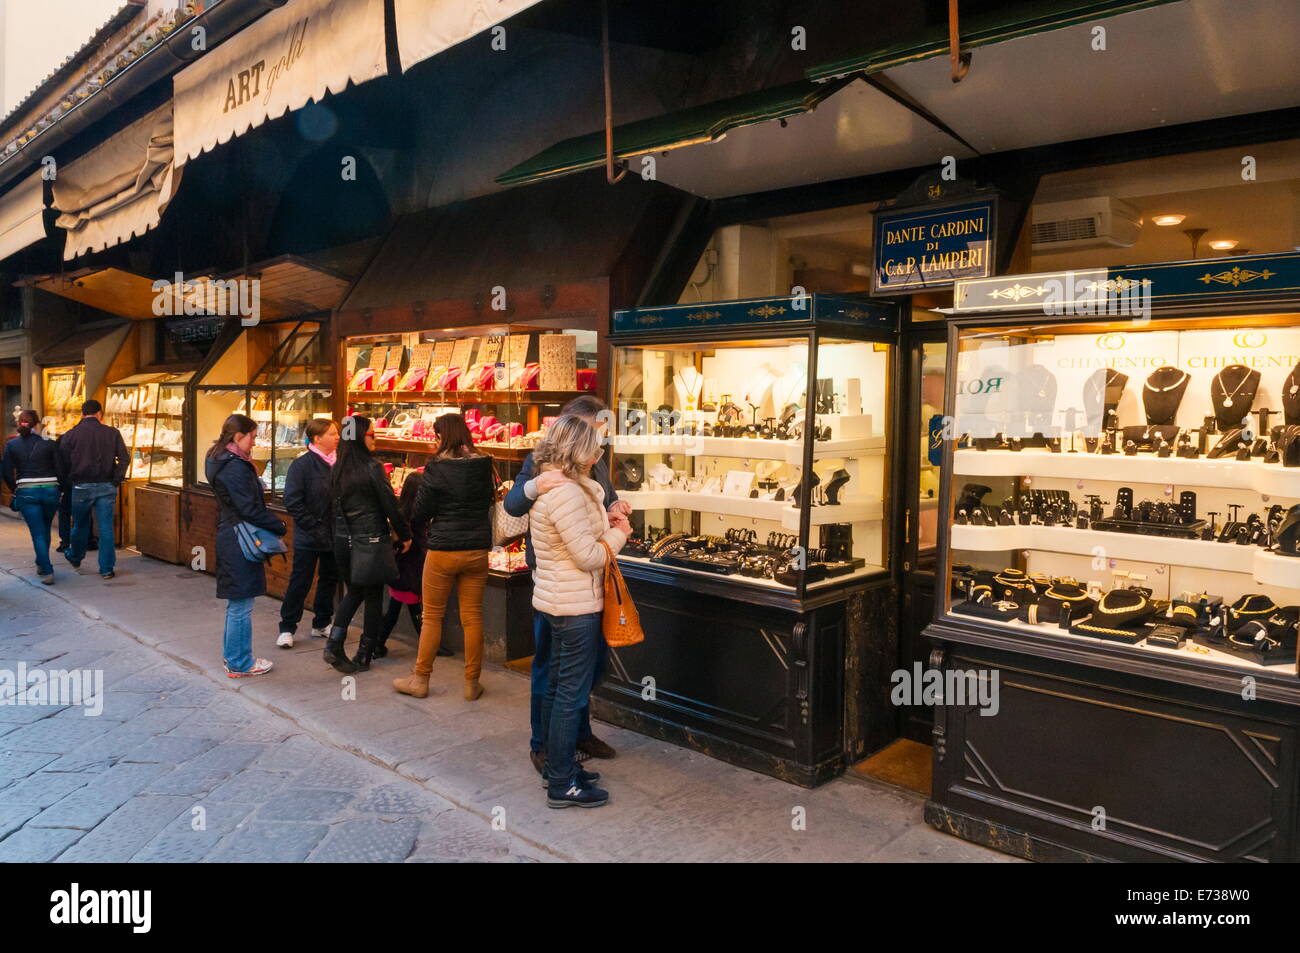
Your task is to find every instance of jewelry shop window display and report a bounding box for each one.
[946,319,1300,675]
[343,327,599,496]
[106,371,191,485]
[41,366,85,438]
[192,320,333,496]
[610,335,890,590]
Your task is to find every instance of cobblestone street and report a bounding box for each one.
[0,516,1005,863]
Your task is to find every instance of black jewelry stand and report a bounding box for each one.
[1142,367,1190,425]
[1211,364,1261,429]
[1083,368,1127,435]
[1283,361,1300,426]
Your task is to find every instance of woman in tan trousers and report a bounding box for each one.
[392,414,495,700]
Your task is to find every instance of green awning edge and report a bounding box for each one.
[495,75,856,188]
[807,0,1185,82]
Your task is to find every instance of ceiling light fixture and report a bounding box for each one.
[1208,239,1238,251]
[1152,214,1186,226]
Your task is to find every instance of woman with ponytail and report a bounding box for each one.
[205,413,287,677]
[2,410,61,583]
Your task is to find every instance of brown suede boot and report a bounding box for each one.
[464,679,483,701]
[393,673,430,698]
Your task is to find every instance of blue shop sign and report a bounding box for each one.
[873,199,995,295]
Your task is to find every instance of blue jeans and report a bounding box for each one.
[540,611,602,793]
[67,482,116,574]
[15,484,59,575]
[223,597,256,672]
[530,611,606,752]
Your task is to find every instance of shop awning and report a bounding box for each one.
[807,0,1183,81]
[0,170,47,262]
[497,77,853,188]
[342,171,682,312]
[32,321,129,367]
[826,0,1300,155]
[496,75,976,198]
[394,0,546,73]
[172,0,387,167]
[51,103,181,261]
[25,255,351,321]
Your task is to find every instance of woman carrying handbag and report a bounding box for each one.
[527,415,630,809]
[205,414,288,678]
[325,416,411,674]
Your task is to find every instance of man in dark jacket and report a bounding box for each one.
[56,400,128,579]
[503,395,630,768]
[278,438,338,647]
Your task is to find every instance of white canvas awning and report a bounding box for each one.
[52,103,182,261]
[394,0,545,72]
[172,0,387,167]
[0,170,48,262]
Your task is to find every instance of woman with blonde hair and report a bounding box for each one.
[528,414,630,809]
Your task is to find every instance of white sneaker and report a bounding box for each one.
[310,626,329,638]
[276,632,294,649]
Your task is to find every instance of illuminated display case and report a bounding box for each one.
[192,320,333,496]
[106,372,191,485]
[591,293,903,788]
[41,365,85,438]
[609,328,892,594]
[941,315,1300,675]
[925,255,1300,864]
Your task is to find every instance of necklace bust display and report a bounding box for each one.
[1018,364,1057,435]
[1141,367,1191,425]
[1211,364,1261,428]
[1284,361,1300,425]
[1084,368,1128,430]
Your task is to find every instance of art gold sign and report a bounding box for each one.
[223,17,309,112]
[1233,331,1267,349]
[1096,333,1126,350]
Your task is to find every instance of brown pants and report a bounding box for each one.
[415,549,490,680]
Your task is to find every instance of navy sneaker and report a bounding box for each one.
[540,766,600,789]
[547,783,609,809]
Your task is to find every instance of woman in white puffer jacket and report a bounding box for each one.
[529,414,630,809]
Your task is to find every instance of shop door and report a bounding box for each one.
[898,331,946,744]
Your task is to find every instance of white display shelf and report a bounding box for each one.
[952,522,1300,584]
[621,488,882,530]
[954,448,1300,497]
[611,433,884,463]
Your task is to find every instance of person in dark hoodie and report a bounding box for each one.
[56,399,128,579]
[205,413,287,678]
[277,418,341,649]
[2,410,61,584]
[392,413,495,701]
[325,415,411,674]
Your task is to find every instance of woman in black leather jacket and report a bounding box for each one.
[325,416,411,674]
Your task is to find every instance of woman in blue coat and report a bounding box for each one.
[205,413,287,677]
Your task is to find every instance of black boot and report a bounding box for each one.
[352,631,377,672]
[372,627,390,660]
[323,626,357,674]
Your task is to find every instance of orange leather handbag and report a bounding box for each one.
[599,541,644,647]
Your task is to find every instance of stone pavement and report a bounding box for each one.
[0,514,1009,862]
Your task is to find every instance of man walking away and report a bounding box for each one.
[56,400,128,579]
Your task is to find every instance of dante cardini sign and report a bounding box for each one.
[873,199,995,295]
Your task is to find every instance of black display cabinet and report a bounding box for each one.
[925,253,1300,861]
[595,294,903,787]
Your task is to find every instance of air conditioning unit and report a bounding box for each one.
[1030,197,1142,251]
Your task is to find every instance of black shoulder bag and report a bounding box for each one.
[341,474,399,587]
